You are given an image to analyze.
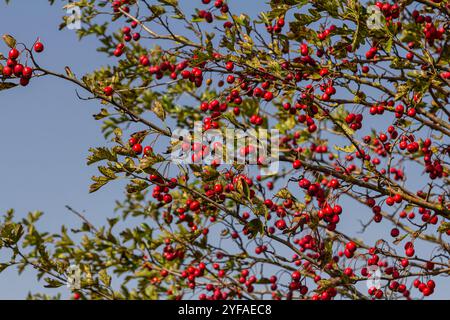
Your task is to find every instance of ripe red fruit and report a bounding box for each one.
[13,64,24,77]
[22,66,33,79]
[390,228,400,237]
[225,61,234,71]
[292,159,302,169]
[34,42,45,53]
[8,48,19,59]
[214,184,223,194]
[129,137,137,146]
[2,66,12,77]
[189,200,200,211]
[405,247,415,257]
[291,271,301,281]
[346,241,357,252]
[143,146,153,155]
[319,68,329,77]
[386,196,395,206]
[104,86,114,96]
[344,267,353,277]
[73,292,81,300]
[132,143,143,154]
[20,77,30,86]
[275,219,286,230]
[300,43,308,56]
[163,194,172,203]
[407,108,416,117]
[263,91,274,102]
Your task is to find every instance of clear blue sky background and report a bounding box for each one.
[0,0,448,299]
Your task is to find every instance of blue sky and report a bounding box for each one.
[0,0,448,299]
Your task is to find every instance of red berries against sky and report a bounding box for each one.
[33,41,44,53]
[4,0,449,302]
[103,86,114,96]
[1,42,41,86]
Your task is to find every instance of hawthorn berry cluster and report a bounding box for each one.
[1,41,43,86]
[1,0,449,301]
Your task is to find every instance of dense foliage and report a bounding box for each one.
[0,0,449,300]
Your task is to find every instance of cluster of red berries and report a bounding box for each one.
[375,2,400,20]
[394,103,417,118]
[237,269,258,293]
[317,24,336,41]
[398,134,419,154]
[365,46,378,59]
[311,287,337,300]
[152,184,175,204]
[128,137,153,156]
[2,42,43,86]
[318,78,337,102]
[414,278,436,297]
[112,0,130,14]
[121,23,140,42]
[266,18,285,34]
[199,99,228,118]
[297,113,318,133]
[180,262,206,289]
[344,112,363,131]
[162,242,185,261]
[198,0,228,24]
[295,234,317,254]
[344,241,357,258]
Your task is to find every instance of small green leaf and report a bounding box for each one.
[44,278,64,288]
[0,82,17,91]
[2,34,16,48]
[98,269,112,287]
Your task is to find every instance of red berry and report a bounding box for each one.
[20,77,30,86]
[143,146,153,155]
[189,200,200,211]
[2,66,12,77]
[34,42,44,53]
[293,159,302,169]
[22,66,33,79]
[104,86,114,96]
[390,228,400,237]
[132,143,143,154]
[163,194,172,203]
[8,48,19,60]
[346,242,357,252]
[129,137,138,146]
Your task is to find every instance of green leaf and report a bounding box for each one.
[89,176,110,193]
[152,100,166,121]
[2,34,16,48]
[0,82,17,91]
[158,0,178,6]
[334,145,356,153]
[438,222,450,234]
[98,269,112,287]
[44,278,64,288]
[275,188,293,199]
[98,166,117,179]
[87,147,117,165]
[0,263,9,273]
[247,218,264,238]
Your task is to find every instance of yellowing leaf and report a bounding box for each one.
[2,34,16,48]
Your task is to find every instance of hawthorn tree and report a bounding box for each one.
[0,0,449,300]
